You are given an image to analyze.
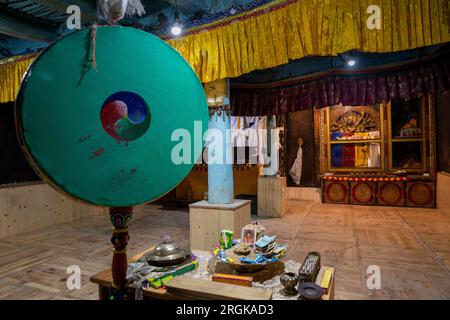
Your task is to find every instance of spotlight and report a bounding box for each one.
[171,22,182,35]
[347,59,356,67]
[171,10,182,36]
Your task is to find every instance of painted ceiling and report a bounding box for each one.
[0,0,258,57]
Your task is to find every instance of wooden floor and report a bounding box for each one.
[1,202,450,300]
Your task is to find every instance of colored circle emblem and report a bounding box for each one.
[100,91,150,142]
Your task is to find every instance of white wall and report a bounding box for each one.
[437,172,450,215]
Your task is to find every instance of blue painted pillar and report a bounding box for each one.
[208,110,234,204]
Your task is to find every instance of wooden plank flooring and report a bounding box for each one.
[0,202,450,300]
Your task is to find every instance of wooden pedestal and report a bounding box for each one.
[189,200,251,251]
[257,176,286,217]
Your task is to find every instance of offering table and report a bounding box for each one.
[90,245,334,300]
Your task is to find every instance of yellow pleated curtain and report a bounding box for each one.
[1,0,450,103]
[0,54,38,103]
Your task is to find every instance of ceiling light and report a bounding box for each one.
[171,22,182,35]
[347,59,356,67]
[171,10,182,36]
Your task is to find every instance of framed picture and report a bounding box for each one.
[241,228,257,248]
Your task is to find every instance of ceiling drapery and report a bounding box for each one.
[1,0,450,103]
[166,0,450,82]
[0,53,38,104]
[231,51,450,115]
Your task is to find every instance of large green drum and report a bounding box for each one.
[16,26,208,207]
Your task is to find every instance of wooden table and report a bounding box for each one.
[90,247,272,300]
[90,246,335,300]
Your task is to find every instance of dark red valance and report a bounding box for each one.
[231,52,450,116]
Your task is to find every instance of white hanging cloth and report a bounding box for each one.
[262,124,281,176]
[368,143,381,168]
[257,116,267,165]
[244,117,259,148]
[289,142,303,185]
[230,116,246,148]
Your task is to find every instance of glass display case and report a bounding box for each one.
[324,98,430,174]
[327,105,384,172]
[388,98,427,172]
[319,97,436,208]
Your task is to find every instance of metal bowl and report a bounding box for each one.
[280,272,299,296]
[145,240,191,267]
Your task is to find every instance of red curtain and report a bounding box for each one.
[231,52,450,116]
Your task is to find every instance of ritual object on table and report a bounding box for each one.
[241,223,266,248]
[219,230,234,249]
[297,282,324,300]
[145,237,192,267]
[319,269,333,294]
[279,272,299,296]
[233,242,251,256]
[15,26,208,300]
[298,252,321,283]
[212,273,253,287]
[147,259,199,289]
[255,235,287,259]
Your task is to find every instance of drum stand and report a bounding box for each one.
[109,206,133,300]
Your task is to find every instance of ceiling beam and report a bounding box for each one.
[31,0,97,23]
[0,10,58,42]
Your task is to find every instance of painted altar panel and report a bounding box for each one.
[407,181,436,207]
[378,181,405,206]
[351,181,376,205]
[322,180,350,204]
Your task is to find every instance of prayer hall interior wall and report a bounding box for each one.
[0,183,107,238]
[436,90,450,214]
[0,103,39,185]
[0,102,106,238]
[436,91,450,173]
[176,166,258,201]
[437,172,450,214]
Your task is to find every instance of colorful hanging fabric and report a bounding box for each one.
[355,144,369,168]
[341,145,356,168]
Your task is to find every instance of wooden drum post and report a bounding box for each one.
[109,206,133,300]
